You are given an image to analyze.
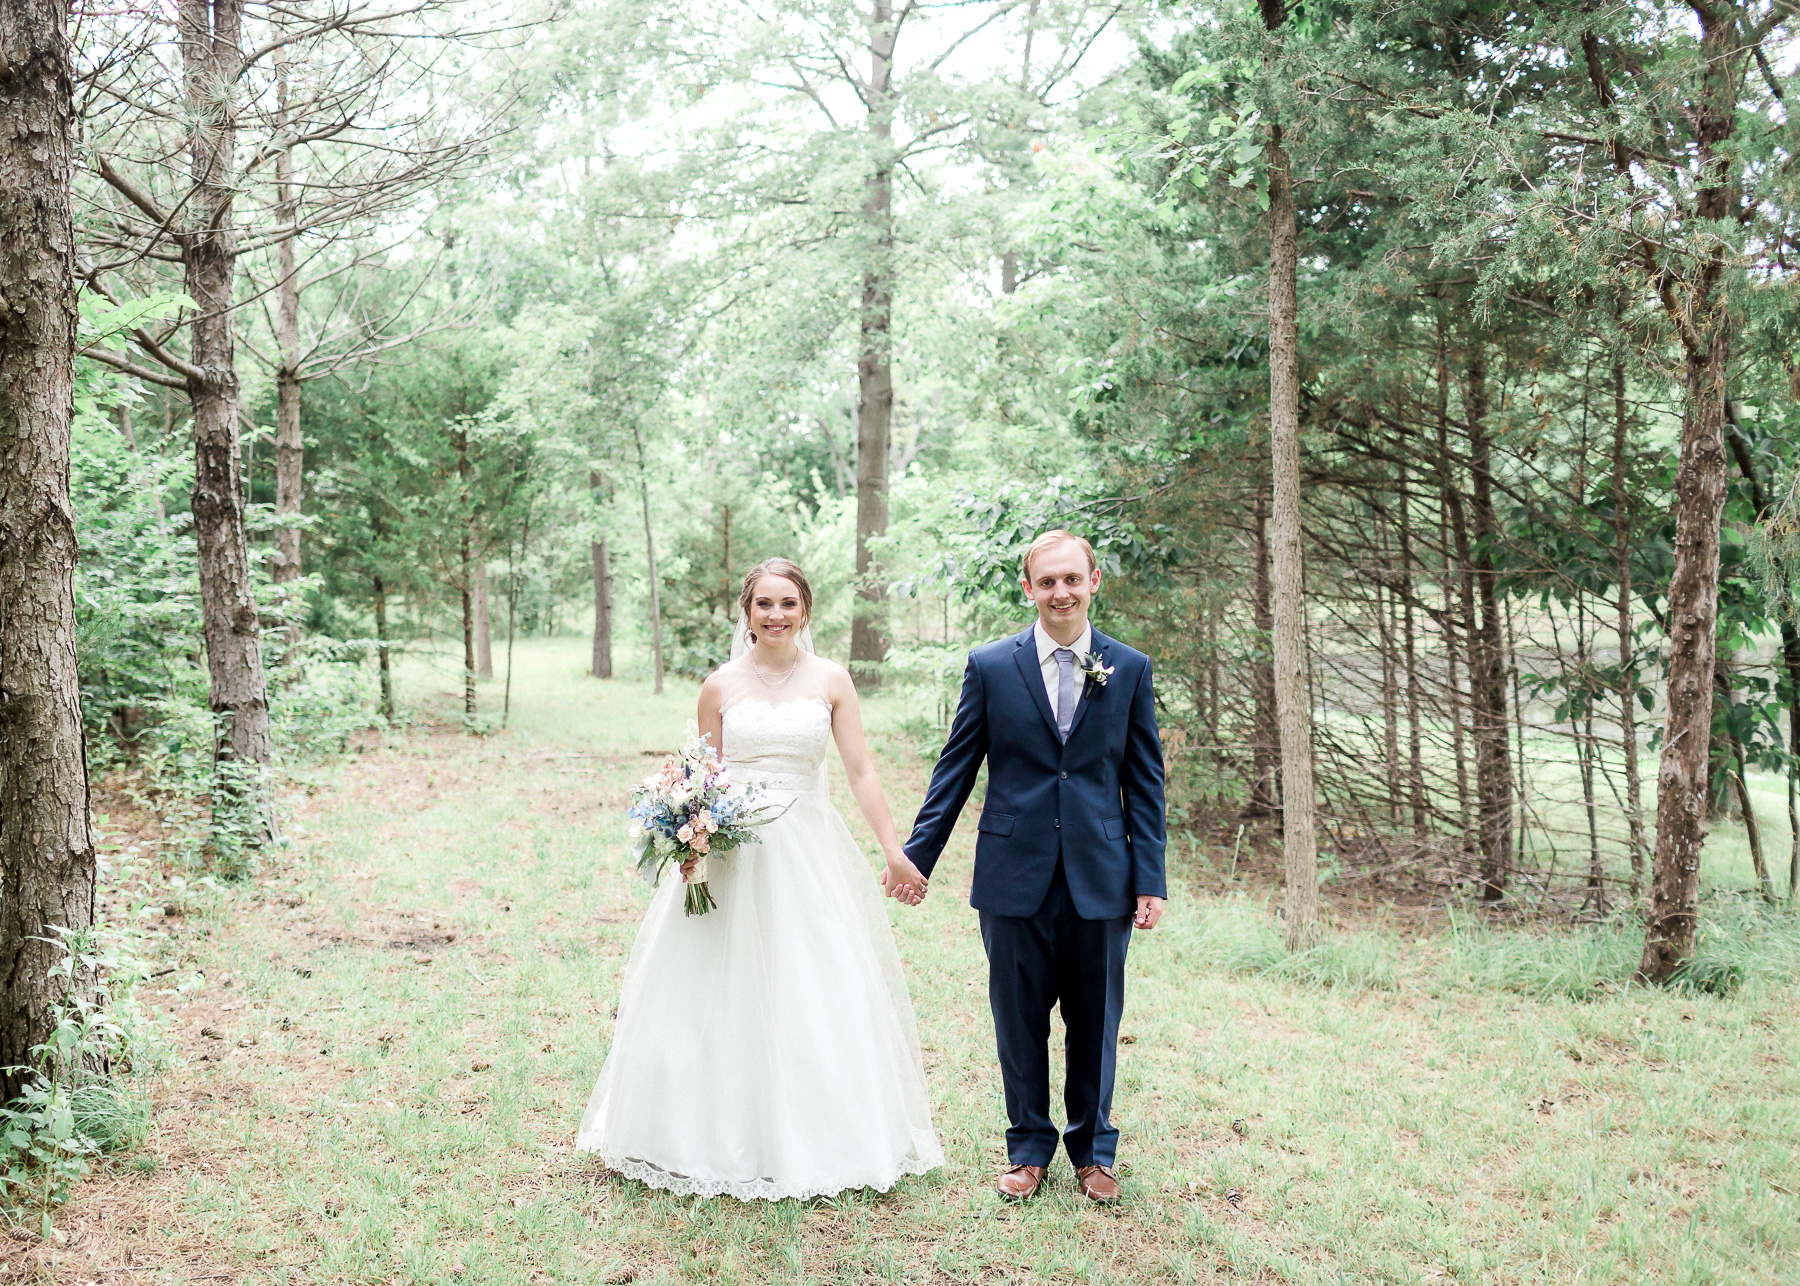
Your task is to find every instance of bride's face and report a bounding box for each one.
[748,575,807,646]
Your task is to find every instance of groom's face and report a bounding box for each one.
[1022,540,1100,637]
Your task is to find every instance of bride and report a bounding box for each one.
[576,557,944,1200]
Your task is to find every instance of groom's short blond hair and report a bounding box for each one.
[1021,529,1098,582]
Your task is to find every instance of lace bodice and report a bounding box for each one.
[716,655,836,794]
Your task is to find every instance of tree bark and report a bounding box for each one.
[592,537,613,679]
[1638,332,1728,974]
[1263,115,1320,952]
[1464,348,1515,899]
[1245,478,1277,817]
[1611,360,1647,898]
[271,56,302,610]
[372,574,394,724]
[474,568,492,680]
[1398,463,1427,838]
[0,0,98,1101]
[1507,597,1530,864]
[1639,11,1738,980]
[1435,319,1474,858]
[453,425,475,722]
[1728,738,1773,902]
[181,0,275,838]
[850,0,896,685]
[1634,0,1741,982]
[1378,568,1400,826]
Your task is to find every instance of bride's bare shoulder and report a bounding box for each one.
[812,655,857,693]
[699,660,744,702]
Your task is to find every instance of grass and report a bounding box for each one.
[37,637,1800,1284]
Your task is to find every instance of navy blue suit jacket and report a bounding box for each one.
[904,625,1168,920]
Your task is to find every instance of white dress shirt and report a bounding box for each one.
[1032,619,1092,723]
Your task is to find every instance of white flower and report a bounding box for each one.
[1075,650,1114,687]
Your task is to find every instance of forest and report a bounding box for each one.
[2,0,1800,1278]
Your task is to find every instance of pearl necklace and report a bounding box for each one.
[750,650,800,688]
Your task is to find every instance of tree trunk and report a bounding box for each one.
[1436,320,1474,859]
[1637,1,1740,984]
[0,0,98,1101]
[1507,597,1530,864]
[850,0,896,686]
[271,56,302,611]
[1264,116,1320,953]
[181,0,275,839]
[372,574,394,724]
[1398,465,1426,838]
[592,537,613,679]
[1611,360,1647,898]
[1378,570,1400,826]
[1638,319,1730,980]
[453,426,475,722]
[474,569,492,680]
[1464,348,1515,899]
[1245,479,1277,817]
[588,469,612,678]
[1570,595,1605,912]
[633,425,664,694]
[1728,739,1773,902]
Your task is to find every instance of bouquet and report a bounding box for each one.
[626,731,786,915]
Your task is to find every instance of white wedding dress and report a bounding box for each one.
[576,655,943,1200]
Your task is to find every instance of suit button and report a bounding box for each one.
[1060,771,1068,780]
[1054,819,1061,828]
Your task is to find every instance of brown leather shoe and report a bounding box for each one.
[1076,1164,1121,1203]
[995,1163,1047,1200]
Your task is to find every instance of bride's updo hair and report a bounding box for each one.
[739,557,814,640]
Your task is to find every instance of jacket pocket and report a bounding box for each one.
[978,811,1015,836]
[1102,816,1126,840]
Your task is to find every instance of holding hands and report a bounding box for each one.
[880,853,930,906]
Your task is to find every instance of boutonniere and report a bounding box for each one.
[1075,650,1114,688]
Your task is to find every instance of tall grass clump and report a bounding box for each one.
[1431,893,1800,999]
[1668,893,1800,995]
[1176,896,1398,990]
[1434,910,1645,999]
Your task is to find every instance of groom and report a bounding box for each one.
[905,529,1166,1204]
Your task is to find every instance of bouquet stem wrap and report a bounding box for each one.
[683,854,716,916]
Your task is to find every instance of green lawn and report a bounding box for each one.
[48,638,1800,1284]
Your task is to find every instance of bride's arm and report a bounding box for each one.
[697,671,725,751]
[826,664,930,905]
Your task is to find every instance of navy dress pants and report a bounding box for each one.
[979,857,1133,1169]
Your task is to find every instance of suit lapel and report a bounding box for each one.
[1010,627,1061,740]
[1064,630,1112,741]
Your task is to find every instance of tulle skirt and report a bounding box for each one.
[576,776,944,1201]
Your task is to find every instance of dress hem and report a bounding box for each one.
[580,1146,943,1203]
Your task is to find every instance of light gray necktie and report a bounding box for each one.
[1053,647,1076,742]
